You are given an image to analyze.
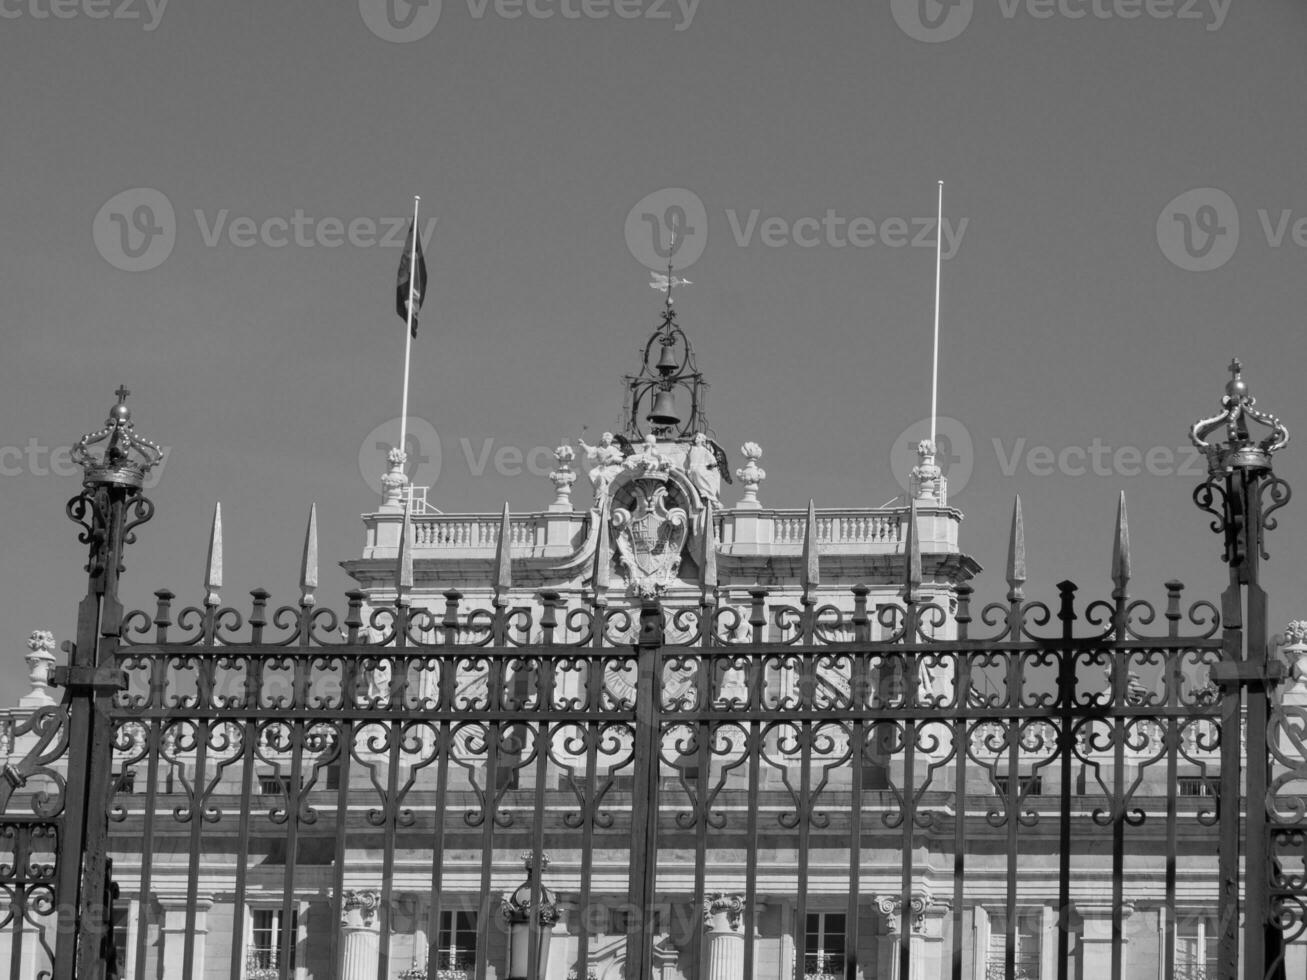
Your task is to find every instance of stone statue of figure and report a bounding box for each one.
[625,433,672,474]
[687,432,721,506]
[577,432,626,498]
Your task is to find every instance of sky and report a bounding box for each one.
[1,0,1305,701]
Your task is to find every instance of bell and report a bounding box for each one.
[648,390,681,428]
[655,342,679,376]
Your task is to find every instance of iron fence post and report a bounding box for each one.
[51,391,159,980]
[1190,360,1291,980]
[625,599,664,980]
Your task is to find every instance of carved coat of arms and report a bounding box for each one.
[611,478,689,597]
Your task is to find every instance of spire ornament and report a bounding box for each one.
[1190,358,1289,475]
[622,261,710,439]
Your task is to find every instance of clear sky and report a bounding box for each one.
[1,0,1305,700]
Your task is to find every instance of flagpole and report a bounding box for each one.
[399,195,420,501]
[930,179,943,449]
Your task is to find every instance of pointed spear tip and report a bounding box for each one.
[904,496,922,599]
[300,502,320,600]
[494,502,513,593]
[1006,494,1027,593]
[396,502,414,592]
[801,499,820,594]
[1112,491,1131,590]
[204,500,223,600]
[700,500,717,593]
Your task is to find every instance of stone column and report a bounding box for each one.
[877,894,947,980]
[160,897,211,979]
[1078,903,1133,979]
[340,890,381,980]
[703,894,746,980]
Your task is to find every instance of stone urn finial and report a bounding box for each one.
[910,438,947,504]
[1282,621,1307,696]
[550,444,577,511]
[21,630,57,707]
[735,442,765,508]
[380,447,409,512]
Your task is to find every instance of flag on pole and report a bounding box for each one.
[396,221,428,338]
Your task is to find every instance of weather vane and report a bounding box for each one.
[649,229,691,306]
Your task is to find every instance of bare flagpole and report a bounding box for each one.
[930,180,943,450]
[399,194,420,501]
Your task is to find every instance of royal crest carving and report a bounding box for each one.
[611,478,689,597]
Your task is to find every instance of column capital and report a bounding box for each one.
[703,893,746,934]
[876,892,949,936]
[341,890,381,929]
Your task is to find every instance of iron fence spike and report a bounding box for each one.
[801,498,820,597]
[396,500,414,593]
[300,502,319,605]
[494,502,512,594]
[1112,491,1131,596]
[699,499,717,593]
[204,501,222,606]
[904,496,922,602]
[1006,495,1026,601]
[593,498,611,593]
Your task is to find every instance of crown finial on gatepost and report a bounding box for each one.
[1190,358,1289,475]
[72,387,163,488]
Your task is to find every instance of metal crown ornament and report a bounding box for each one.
[71,385,164,488]
[1189,358,1289,476]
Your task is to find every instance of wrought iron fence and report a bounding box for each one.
[0,363,1300,980]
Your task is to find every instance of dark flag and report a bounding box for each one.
[396,220,428,338]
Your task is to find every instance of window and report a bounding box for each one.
[994,774,1042,796]
[257,774,297,796]
[110,901,131,971]
[986,910,1041,980]
[115,770,136,795]
[436,910,477,972]
[804,912,846,978]
[1178,776,1219,797]
[1175,914,1217,980]
[247,908,297,979]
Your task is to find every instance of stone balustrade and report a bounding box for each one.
[361,504,961,562]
